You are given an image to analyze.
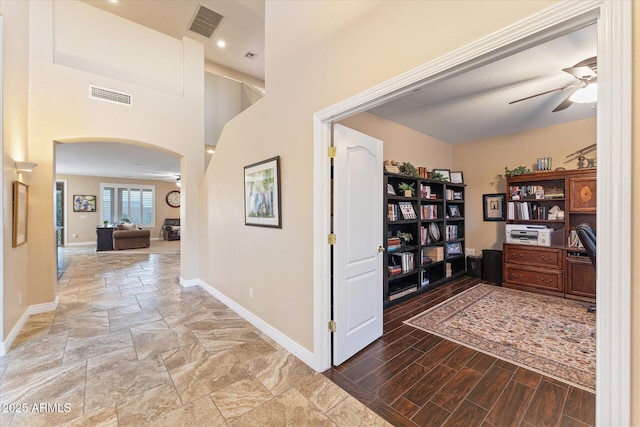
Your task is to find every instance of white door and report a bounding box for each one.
[332,124,384,365]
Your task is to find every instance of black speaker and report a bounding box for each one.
[466,256,483,278]
[482,249,503,285]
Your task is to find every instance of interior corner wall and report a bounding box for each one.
[56,174,181,244]
[25,0,204,312]
[201,0,556,354]
[453,117,596,255]
[1,0,30,342]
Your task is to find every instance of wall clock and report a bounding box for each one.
[166,190,180,208]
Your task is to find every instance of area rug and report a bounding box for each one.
[404,284,595,392]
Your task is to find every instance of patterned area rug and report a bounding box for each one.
[404,284,595,392]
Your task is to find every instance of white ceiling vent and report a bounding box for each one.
[189,5,224,39]
[89,85,133,107]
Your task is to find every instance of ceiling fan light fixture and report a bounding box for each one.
[569,83,598,104]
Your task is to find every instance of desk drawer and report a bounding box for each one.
[504,265,563,293]
[503,245,562,269]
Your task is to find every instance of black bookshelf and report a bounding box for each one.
[384,172,466,306]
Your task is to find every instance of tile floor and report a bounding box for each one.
[0,242,389,426]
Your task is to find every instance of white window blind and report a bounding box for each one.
[100,183,155,227]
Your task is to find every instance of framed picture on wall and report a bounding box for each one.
[13,181,28,247]
[244,156,282,228]
[450,171,464,184]
[483,193,506,221]
[73,195,97,212]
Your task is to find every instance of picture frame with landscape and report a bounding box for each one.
[483,193,506,221]
[244,156,282,228]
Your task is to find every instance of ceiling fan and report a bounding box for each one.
[509,56,597,112]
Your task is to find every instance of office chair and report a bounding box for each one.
[575,223,596,313]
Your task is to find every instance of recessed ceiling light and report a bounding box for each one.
[109,0,118,3]
[217,40,226,48]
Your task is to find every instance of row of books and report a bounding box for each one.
[507,201,550,220]
[420,226,432,245]
[509,185,564,200]
[445,225,459,240]
[389,252,415,273]
[420,184,437,200]
[387,202,417,221]
[421,205,438,220]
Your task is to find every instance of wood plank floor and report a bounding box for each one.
[324,276,595,427]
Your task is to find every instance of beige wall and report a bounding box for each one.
[339,112,453,170]
[1,0,30,340]
[454,118,596,254]
[202,0,556,352]
[56,174,181,244]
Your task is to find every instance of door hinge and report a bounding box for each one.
[328,233,336,245]
[328,146,337,158]
[328,320,337,332]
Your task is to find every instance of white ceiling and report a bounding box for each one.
[369,24,597,144]
[58,3,596,180]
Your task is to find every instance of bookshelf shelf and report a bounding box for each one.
[384,171,466,306]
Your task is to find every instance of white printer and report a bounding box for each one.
[505,224,552,246]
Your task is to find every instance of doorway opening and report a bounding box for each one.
[314,2,631,425]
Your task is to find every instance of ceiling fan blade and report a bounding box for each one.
[562,66,596,80]
[552,87,580,112]
[508,87,565,104]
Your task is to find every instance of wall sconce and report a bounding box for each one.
[15,161,39,173]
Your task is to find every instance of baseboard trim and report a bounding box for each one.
[196,279,316,370]
[179,277,200,288]
[0,297,58,356]
[65,242,95,247]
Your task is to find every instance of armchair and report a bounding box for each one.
[162,218,180,241]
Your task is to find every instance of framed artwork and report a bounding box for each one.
[13,181,28,247]
[450,171,464,184]
[433,168,451,182]
[244,156,282,228]
[483,193,507,221]
[445,241,463,256]
[448,205,461,217]
[73,195,96,212]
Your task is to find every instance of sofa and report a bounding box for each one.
[162,218,180,241]
[113,223,150,250]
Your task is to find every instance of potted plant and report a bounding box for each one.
[398,182,415,197]
[102,220,109,227]
[504,166,531,178]
[397,231,413,246]
[399,162,419,177]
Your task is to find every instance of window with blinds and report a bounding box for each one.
[100,183,155,227]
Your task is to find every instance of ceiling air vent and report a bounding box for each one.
[188,5,224,39]
[89,85,133,107]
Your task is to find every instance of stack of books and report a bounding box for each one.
[420,226,431,245]
[390,252,415,273]
[446,262,453,277]
[387,237,402,251]
[421,205,437,220]
[388,284,418,301]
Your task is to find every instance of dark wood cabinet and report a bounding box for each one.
[384,172,465,306]
[503,168,596,302]
[96,226,114,251]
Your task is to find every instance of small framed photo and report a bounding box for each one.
[73,195,96,212]
[448,205,461,217]
[450,171,464,184]
[445,241,463,256]
[244,156,282,228]
[433,169,450,182]
[387,184,396,195]
[483,193,507,221]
